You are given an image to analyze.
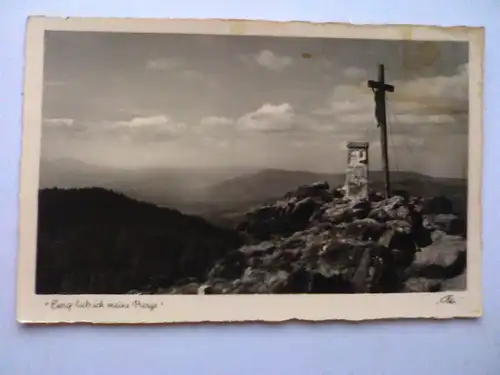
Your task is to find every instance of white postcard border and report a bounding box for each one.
[17,17,484,324]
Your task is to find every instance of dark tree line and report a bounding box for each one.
[36,187,244,294]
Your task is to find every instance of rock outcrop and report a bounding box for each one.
[36,183,467,295]
[159,181,467,294]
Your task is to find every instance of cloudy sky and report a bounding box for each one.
[41,31,469,178]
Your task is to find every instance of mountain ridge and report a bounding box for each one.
[36,186,244,294]
[39,157,466,207]
[35,179,467,295]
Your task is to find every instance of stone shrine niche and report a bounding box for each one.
[345,141,369,200]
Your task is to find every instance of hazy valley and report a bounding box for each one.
[36,158,468,295]
[39,158,467,226]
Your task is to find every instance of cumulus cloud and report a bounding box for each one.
[116,115,185,131]
[394,63,468,113]
[241,50,293,71]
[236,103,295,132]
[112,115,166,128]
[102,115,187,142]
[313,63,469,134]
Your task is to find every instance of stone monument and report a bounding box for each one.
[345,141,369,200]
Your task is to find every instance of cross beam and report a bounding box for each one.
[368,65,394,93]
[367,64,394,199]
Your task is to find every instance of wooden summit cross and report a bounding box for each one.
[367,64,395,199]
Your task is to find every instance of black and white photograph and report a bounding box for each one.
[17,18,483,323]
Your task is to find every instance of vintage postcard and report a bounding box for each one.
[17,17,484,324]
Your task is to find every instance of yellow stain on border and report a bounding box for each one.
[229,22,247,35]
[399,25,414,40]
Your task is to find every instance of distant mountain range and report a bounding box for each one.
[39,158,261,203]
[39,158,467,222]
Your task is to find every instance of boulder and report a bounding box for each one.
[430,229,448,242]
[395,205,411,221]
[422,215,437,230]
[343,218,386,241]
[433,214,466,235]
[422,214,466,236]
[441,273,467,291]
[266,270,295,293]
[332,186,345,198]
[208,250,248,280]
[403,277,442,293]
[236,193,325,240]
[283,231,308,246]
[161,282,200,294]
[311,238,394,293]
[263,248,303,272]
[368,196,406,222]
[239,241,276,256]
[368,207,392,222]
[351,199,372,219]
[287,181,332,200]
[386,219,413,234]
[289,197,318,227]
[368,190,385,202]
[378,221,416,254]
[408,235,466,279]
[162,184,467,296]
[214,267,315,294]
[310,181,330,190]
[411,226,434,248]
[232,268,294,294]
[323,205,353,224]
[385,195,406,211]
[422,196,454,215]
[187,278,240,294]
[392,189,410,202]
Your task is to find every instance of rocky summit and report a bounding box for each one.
[158,181,467,295]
